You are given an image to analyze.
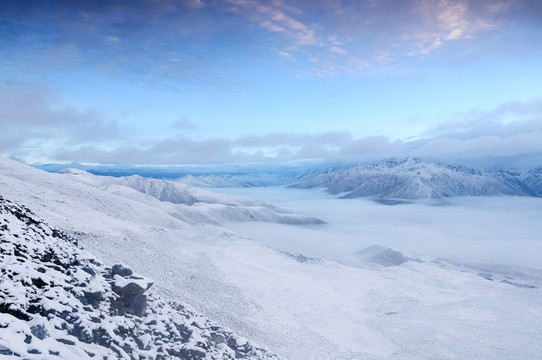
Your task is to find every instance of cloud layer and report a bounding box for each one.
[2,80,542,167]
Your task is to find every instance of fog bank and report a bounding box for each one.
[217,187,542,270]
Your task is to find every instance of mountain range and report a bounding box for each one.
[175,158,542,202]
[290,157,542,200]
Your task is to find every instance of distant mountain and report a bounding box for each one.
[43,165,322,226]
[519,168,542,197]
[290,158,540,200]
[176,165,338,188]
[0,196,277,359]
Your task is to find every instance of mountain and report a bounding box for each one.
[1,156,542,359]
[0,196,277,359]
[176,165,337,188]
[290,158,539,200]
[520,167,542,197]
[0,159,323,227]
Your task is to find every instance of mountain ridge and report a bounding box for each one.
[290,157,542,200]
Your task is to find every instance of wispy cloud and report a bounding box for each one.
[1,0,538,82]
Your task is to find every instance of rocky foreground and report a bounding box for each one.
[0,196,278,359]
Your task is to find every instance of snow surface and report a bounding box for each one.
[2,156,542,359]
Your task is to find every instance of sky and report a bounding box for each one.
[1,0,542,167]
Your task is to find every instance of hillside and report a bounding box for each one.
[0,196,277,359]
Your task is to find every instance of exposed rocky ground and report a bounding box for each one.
[0,196,278,359]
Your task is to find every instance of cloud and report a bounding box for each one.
[407,97,542,166]
[0,82,122,153]
[47,131,394,165]
[425,98,542,139]
[228,191,542,270]
[277,50,294,59]
[330,46,348,55]
[236,131,351,147]
[412,133,542,161]
[1,0,539,84]
[224,0,317,46]
[172,117,198,131]
[28,96,542,168]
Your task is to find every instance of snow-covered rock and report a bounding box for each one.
[0,196,278,359]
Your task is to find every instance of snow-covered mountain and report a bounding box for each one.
[1,156,542,359]
[176,166,335,188]
[0,158,322,227]
[520,167,542,197]
[0,196,277,359]
[291,158,539,200]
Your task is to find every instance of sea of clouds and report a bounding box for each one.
[218,187,542,270]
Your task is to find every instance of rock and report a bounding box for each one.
[56,338,75,346]
[112,282,148,316]
[69,324,92,343]
[81,265,95,276]
[136,333,152,350]
[110,300,124,316]
[177,347,207,359]
[111,264,132,277]
[0,346,13,356]
[31,324,49,340]
[210,332,226,345]
[82,290,102,308]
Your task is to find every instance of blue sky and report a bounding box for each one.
[1,0,542,167]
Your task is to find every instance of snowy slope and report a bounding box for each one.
[0,196,277,359]
[58,169,263,206]
[291,158,538,200]
[1,157,542,359]
[0,158,322,227]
